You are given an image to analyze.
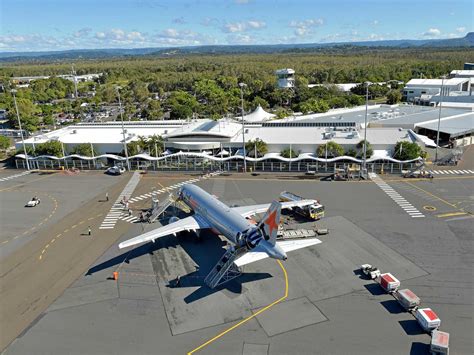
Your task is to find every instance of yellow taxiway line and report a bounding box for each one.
[187,260,289,355]
[436,212,468,218]
[404,181,459,209]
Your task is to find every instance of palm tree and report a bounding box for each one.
[245,138,268,157]
[148,134,164,157]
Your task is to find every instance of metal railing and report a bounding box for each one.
[15,156,418,174]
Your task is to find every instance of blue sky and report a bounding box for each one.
[0,0,472,52]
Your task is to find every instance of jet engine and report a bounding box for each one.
[169,216,180,224]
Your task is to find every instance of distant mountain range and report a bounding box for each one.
[1,32,472,62]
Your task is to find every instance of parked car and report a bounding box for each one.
[106,166,126,175]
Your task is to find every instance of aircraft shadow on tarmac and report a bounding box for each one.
[86,227,272,304]
[161,230,272,304]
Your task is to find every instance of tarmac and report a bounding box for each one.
[0,169,472,354]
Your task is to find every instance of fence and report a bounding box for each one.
[16,156,418,174]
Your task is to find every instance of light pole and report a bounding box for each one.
[116,87,130,171]
[11,89,30,170]
[434,75,446,163]
[239,82,247,172]
[362,81,371,178]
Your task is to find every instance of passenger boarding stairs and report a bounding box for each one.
[204,247,247,289]
[148,194,175,223]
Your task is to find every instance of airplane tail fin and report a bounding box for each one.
[257,200,281,246]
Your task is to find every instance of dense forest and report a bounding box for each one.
[0,48,471,132]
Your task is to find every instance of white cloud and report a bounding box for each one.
[153,28,216,46]
[73,28,92,38]
[247,21,266,29]
[226,33,254,44]
[289,18,324,37]
[456,26,466,33]
[372,20,379,26]
[223,20,266,33]
[224,22,246,33]
[423,28,441,37]
[93,29,147,44]
[0,34,63,51]
[0,27,219,51]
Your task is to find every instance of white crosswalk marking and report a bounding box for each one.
[99,172,141,230]
[431,169,474,175]
[369,173,425,218]
[0,171,32,182]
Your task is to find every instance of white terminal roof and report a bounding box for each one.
[450,70,474,77]
[233,126,413,146]
[405,78,469,87]
[165,119,241,138]
[24,121,190,145]
[415,113,474,137]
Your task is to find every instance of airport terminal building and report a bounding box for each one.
[15,104,473,171]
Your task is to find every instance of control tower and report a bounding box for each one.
[275,68,295,89]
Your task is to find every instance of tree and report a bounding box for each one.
[167,91,199,119]
[345,148,357,157]
[141,100,163,120]
[274,107,291,119]
[43,114,54,126]
[126,141,140,156]
[0,136,11,151]
[147,134,164,156]
[298,98,330,114]
[36,141,63,157]
[16,145,36,156]
[245,138,268,157]
[393,141,423,160]
[127,80,149,103]
[386,89,402,105]
[280,147,299,158]
[317,141,344,157]
[356,139,373,158]
[70,143,93,156]
[251,96,269,109]
[7,97,40,132]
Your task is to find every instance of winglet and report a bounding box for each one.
[257,200,281,246]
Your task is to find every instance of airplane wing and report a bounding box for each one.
[118,215,210,249]
[232,200,316,218]
[234,238,321,267]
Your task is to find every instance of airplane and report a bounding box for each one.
[119,184,321,286]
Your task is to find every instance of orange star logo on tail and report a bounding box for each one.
[264,209,278,236]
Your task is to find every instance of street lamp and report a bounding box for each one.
[362,81,371,178]
[11,89,30,170]
[434,75,446,163]
[116,87,130,171]
[239,82,247,172]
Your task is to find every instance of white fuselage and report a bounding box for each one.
[180,184,258,248]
